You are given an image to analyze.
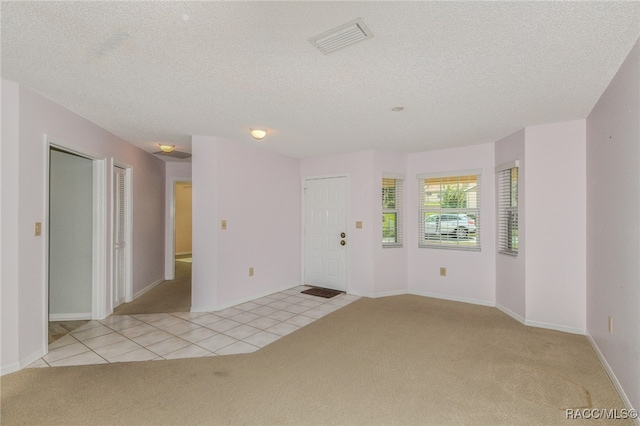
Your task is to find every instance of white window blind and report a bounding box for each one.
[382,177,403,247]
[497,165,518,255]
[418,173,481,250]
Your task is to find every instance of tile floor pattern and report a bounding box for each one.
[28,286,359,368]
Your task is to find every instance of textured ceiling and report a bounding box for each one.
[2,1,639,160]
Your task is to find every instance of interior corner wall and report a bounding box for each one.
[494,129,526,321]
[1,79,166,375]
[407,143,496,306]
[586,38,640,409]
[165,162,192,279]
[524,120,586,334]
[1,80,21,372]
[191,136,301,311]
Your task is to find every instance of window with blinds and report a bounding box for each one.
[382,176,403,247]
[418,172,481,250]
[497,164,518,255]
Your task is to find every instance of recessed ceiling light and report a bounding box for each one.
[391,107,404,112]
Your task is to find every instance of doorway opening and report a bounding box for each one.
[46,143,107,346]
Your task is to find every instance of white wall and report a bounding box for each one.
[1,80,166,374]
[192,136,301,311]
[586,38,640,410]
[165,162,192,279]
[524,120,586,334]
[407,143,496,306]
[301,151,376,297]
[495,129,526,321]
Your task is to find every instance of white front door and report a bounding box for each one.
[113,166,127,307]
[303,176,348,291]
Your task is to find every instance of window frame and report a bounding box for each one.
[417,170,482,251]
[496,161,519,256]
[382,174,403,248]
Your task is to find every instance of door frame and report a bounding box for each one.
[44,136,108,349]
[112,162,133,306]
[166,179,192,280]
[301,174,350,292]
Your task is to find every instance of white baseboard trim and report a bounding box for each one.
[409,290,495,307]
[132,278,165,300]
[495,303,526,325]
[49,312,92,321]
[1,347,46,376]
[191,283,302,313]
[587,334,638,425]
[524,319,585,335]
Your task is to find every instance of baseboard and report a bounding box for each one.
[1,347,46,376]
[587,334,639,425]
[132,278,165,301]
[191,283,302,313]
[49,312,92,321]
[495,303,526,325]
[409,290,495,307]
[524,319,585,335]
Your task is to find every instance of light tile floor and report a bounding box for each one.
[28,286,359,368]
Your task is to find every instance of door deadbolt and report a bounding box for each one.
[340,232,346,238]
[340,240,346,246]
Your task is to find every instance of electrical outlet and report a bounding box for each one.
[440,267,446,277]
[221,220,227,230]
[249,267,254,277]
[608,316,613,334]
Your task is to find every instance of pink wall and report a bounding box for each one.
[301,151,376,296]
[407,143,496,305]
[373,151,408,295]
[525,120,586,334]
[192,136,301,311]
[495,129,526,321]
[587,38,640,409]
[1,80,166,373]
[1,80,21,371]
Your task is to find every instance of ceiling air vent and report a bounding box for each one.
[309,18,374,55]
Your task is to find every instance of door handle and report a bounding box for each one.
[340,240,346,246]
[340,232,346,238]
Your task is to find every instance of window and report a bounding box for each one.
[382,176,403,247]
[497,162,519,255]
[418,172,481,250]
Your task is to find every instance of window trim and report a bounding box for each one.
[417,170,482,251]
[382,174,403,248]
[496,161,519,256]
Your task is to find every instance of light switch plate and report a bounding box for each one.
[221,220,227,230]
[355,221,363,229]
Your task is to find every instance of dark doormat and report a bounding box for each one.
[301,287,344,299]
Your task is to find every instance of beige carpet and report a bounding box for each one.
[113,260,191,315]
[2,295,629,425]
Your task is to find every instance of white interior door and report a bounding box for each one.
[113,166,127,307]
[304,177,348,291]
